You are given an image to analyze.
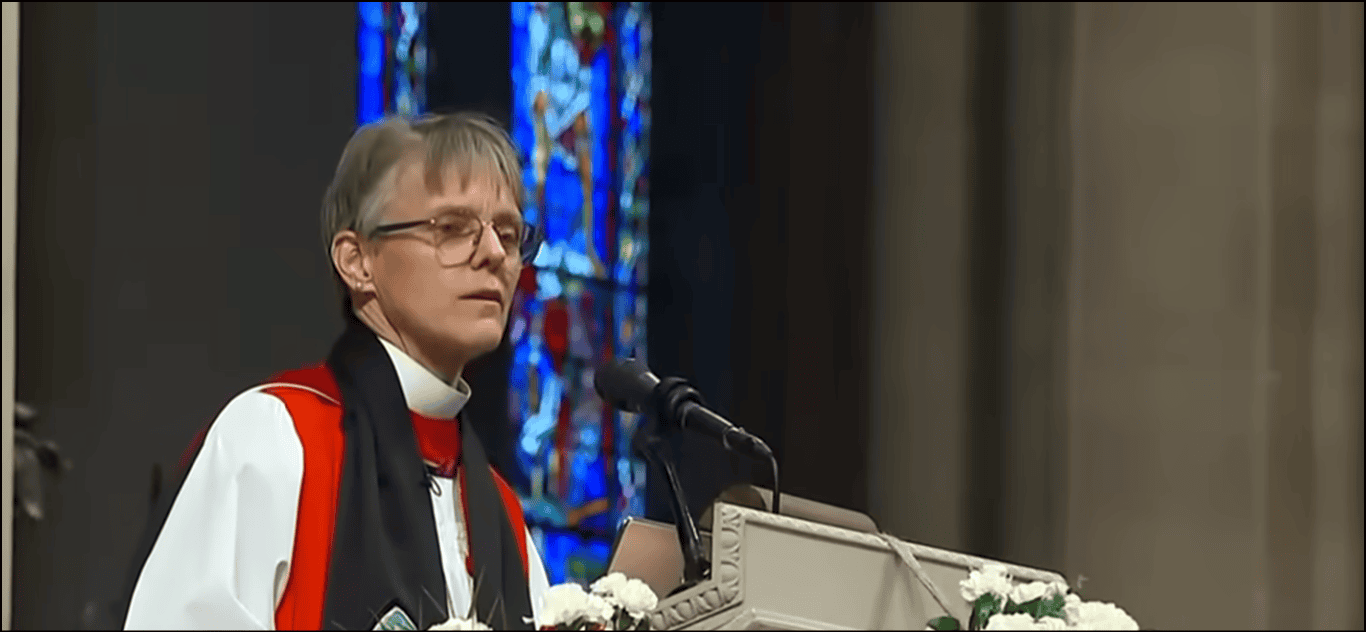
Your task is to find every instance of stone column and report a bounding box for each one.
[1000,1,1077,574]
[1305,3,1363,629]
[867,0,976,552]
[1062,2,1362,628]
[1063,3,1270,627]
[2,2,19,629]
[868,2,1362,629]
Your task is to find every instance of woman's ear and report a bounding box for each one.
[331,230,374,294]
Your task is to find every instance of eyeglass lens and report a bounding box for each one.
[433,215,533,266]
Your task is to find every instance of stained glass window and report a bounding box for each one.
[358,2,428,126]
[357,1,651,588]
[511,1,652,587]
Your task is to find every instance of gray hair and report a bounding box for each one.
[320,111,525,315]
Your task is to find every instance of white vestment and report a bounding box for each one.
[125,338,551,630]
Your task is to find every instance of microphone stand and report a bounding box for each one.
[635,431,711,594]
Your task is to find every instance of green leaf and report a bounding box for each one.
[927,615,961,630]
[1001,594,1067,621]
[970,594,1004,630]
[1037,594,1067,620]
[1018,598,1045,618]
[975,593,1004,614]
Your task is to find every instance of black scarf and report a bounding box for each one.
[321,317,533,630]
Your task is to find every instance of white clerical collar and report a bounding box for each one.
[375,335,472,419]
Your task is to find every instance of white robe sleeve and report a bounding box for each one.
[124,389,304,630]
[525,528,552,623]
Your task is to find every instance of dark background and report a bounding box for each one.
[15,3,355,629]
[12,3,876,628]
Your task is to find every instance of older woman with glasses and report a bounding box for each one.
[123,112,549,631]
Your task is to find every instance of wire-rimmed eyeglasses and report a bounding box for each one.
[371,211,542,266]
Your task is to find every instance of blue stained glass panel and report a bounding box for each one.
[357,2,428,126]
[511,2,651,587]
[614,1,650,288]
[612,289,648,520]
[358,3,385,125]
[507,271,619,541]
[513,2,615,280]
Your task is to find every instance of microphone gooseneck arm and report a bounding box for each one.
[767,452,781,516]
[636,434,710,593]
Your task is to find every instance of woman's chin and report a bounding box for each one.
[443,320,505,355]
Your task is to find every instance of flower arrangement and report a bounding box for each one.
[428,614,492,631]
[422,572,658,630]
[533,572,660,630]
[927,564,1139,631]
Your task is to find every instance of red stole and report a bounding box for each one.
[261,364,530,631]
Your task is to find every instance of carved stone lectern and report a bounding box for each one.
[610,489,1067,630]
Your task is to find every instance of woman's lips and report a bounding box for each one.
[461,290,503,306]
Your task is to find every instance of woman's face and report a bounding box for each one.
[365,157,523,373]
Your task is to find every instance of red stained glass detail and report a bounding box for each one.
[518,266,538,295]
[555,393,573,497]
[544,298,569,373]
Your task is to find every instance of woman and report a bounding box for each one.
[124,112,548,630]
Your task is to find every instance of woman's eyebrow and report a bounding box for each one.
[426,204,480,216]
[427,205,521,220]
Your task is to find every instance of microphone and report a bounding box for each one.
[597,359,782,589]
[594,358,773,460]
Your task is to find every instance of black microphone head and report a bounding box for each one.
[594,357,660,414]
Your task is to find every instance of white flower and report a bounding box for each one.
[984,613,1040,630]
[1009,581,1055,605]
[590,571,630,596]
[1063,593,1083,625]
[428,615,492,630]
[984,614,1068,631]
[591,573,659,617]
[537,582,615,628]
[961,563,1013,603]
[1031,616,1068,630]
[1070,601,1139,630]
